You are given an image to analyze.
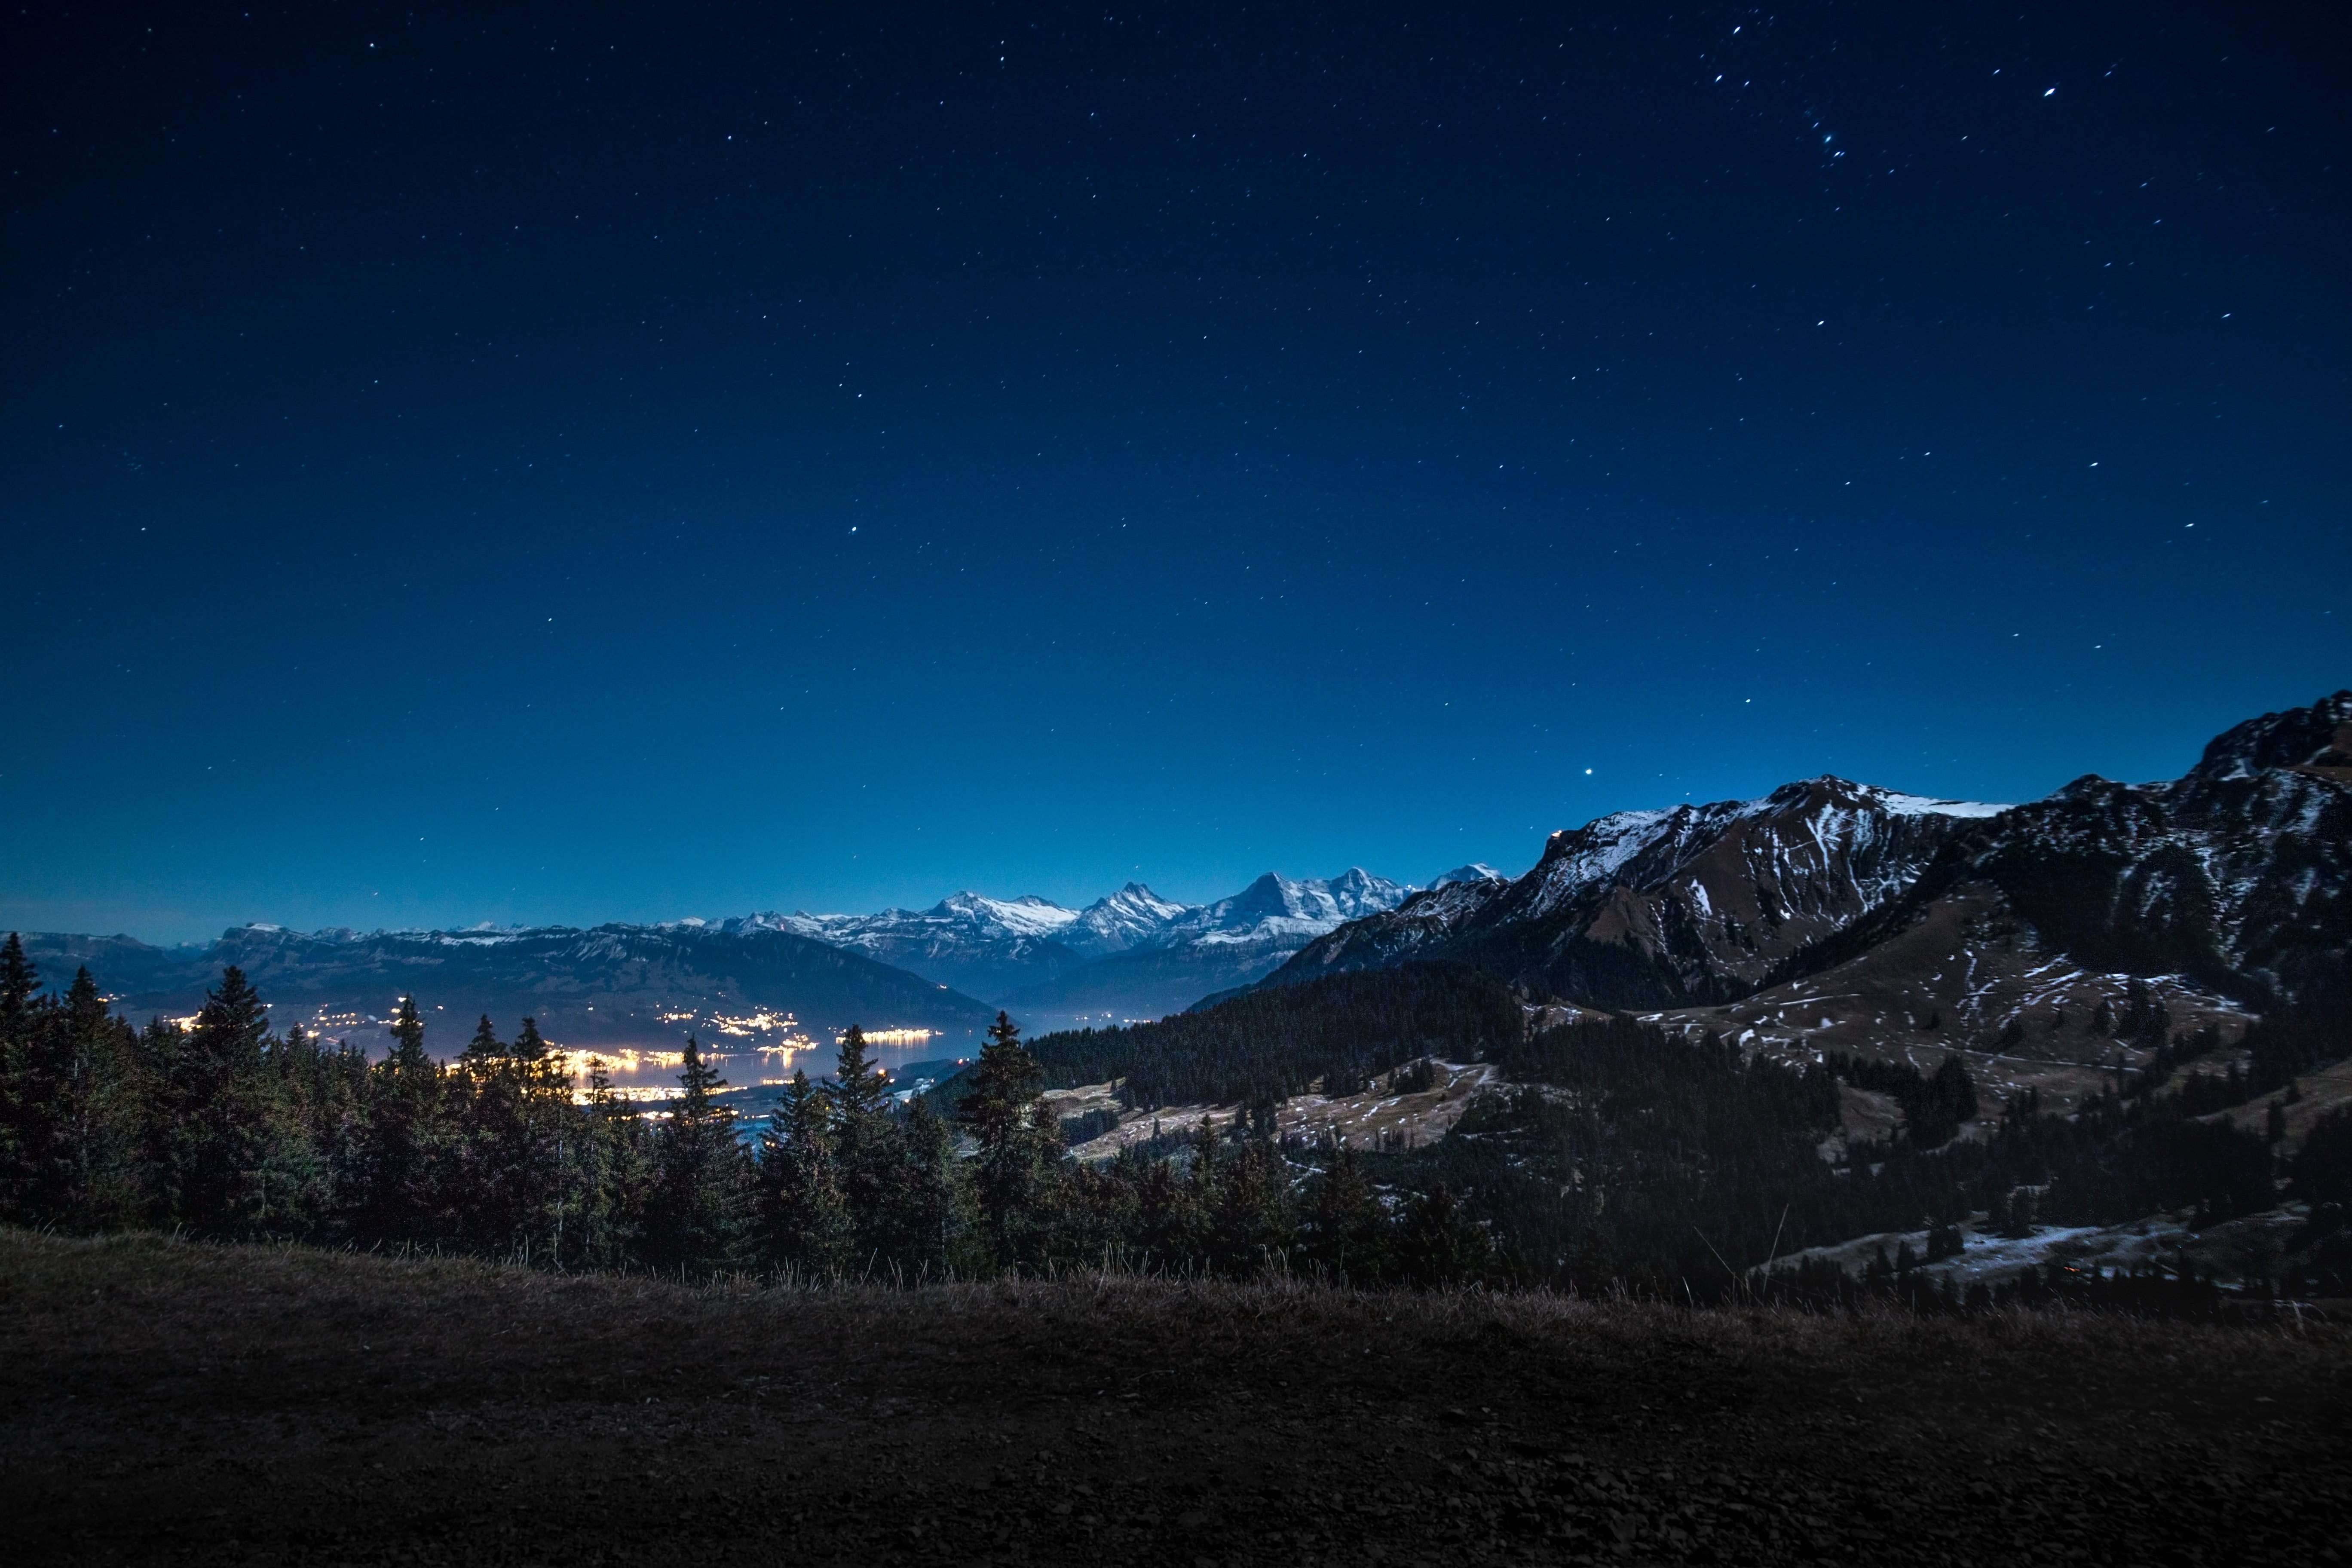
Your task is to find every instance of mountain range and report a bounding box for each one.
[16,694,2345,1064]
[761,868,1418,1024]
[12,868,1426,1052]
[1269,691,2352,1065]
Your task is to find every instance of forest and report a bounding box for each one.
[2,934,2345,1306]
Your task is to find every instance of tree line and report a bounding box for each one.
[1019,962,1522,1111]
[0,937,1486,1283]
[6,929,2342,1301]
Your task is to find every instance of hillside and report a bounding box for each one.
[2,1231,2341,1568]
[1270,693,2352,1032]
[1276,778,2003,1010]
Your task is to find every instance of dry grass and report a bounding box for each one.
[3,1228,2346,1565]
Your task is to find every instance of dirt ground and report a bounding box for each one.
[2,1231,2346,1566]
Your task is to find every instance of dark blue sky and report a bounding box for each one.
[4,3,2345,943]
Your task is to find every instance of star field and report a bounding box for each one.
[1,3,2344,940]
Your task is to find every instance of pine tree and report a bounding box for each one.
[956,1012,1054,1264]
[0,932,34,1056]
[644,1035,749,1274]
[356,994,451,1246]
[0,933,33,1216]
[460,1014,505,1069]
[827,1025,902,1254]
[35,968,124,1220]
[1309,1141,1390,1281]
[1396,1182,1489,1285]
[888,1094,970,1277]
[756,1068,851,1277]
[1206,1135,1295,1274]
[158,967,313,1235]
[575,1055,651,1268]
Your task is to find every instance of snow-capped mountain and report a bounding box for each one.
[1161,869,1414,948]
[1277,778,2009,1008]
[1272,692,2352,1035]
[758,893,1099,1001]
[998,870,1419,1026]
[1063,882,1198,955]
[1792,689,2352,1013]
[1430,864,1508,887]
[746,869,1415,1014]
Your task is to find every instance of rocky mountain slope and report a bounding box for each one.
[1277,779,2005,1010]
[1655,691,2352,1080]
[1273,692,2352,1041]
[17,919,999,1053]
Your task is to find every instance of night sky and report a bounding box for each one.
[4,3,2345,943]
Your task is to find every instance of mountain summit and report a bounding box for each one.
[1269,692,2352,1057]
[1279,778,2004,1009]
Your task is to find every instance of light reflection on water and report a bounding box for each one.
[568,1041,969,1127]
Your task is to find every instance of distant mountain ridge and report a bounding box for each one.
[759,869,1417,1020]
[12,868,1427,1048]
[1268,692,2352,1041]
[15,919,1000,1053]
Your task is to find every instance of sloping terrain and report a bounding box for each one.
[1799,691,2352,1014]
[1272,693,2352,1052]
[1643,884,2260,1116]
[17,921,998,1053]
[1,1231,2342,1567]
[1277,778,2003,1009]
[1001,935,1307,1028]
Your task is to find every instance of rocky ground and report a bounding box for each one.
[2,1230,2346,1566]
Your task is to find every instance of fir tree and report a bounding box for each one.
[1396,1182,1489,1285]
[460,1014,505,1069]
[756,1069,851,1277]
[0,932,34,1054]
[156,967,313,1235]
[575,1055,651,1268]
[827,1025,901,1255]
[956,1012,1053,1264]
[644,1035,749,1274]
[355,994,451,1246]
[888,1093,970,1277]
[1308,1141,1390,1281]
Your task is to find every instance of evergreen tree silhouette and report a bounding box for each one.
[644,1035,749,1274]
[756,1068,851,1277]
[956,1012,1052,1264]
[356,995,451,1245]
[1397,1182,1489,1285]
[1309,1141,1391,1281]
[827,1025,900,1256]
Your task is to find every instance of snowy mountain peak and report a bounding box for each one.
[1064,882,1196,956]
[1175,869,1415,946]
[1431,864,1508,887]
[925,891,1083,940]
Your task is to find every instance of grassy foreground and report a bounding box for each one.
[2,1231,2346,1566]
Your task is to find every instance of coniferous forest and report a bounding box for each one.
[6,931,2346,1309]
